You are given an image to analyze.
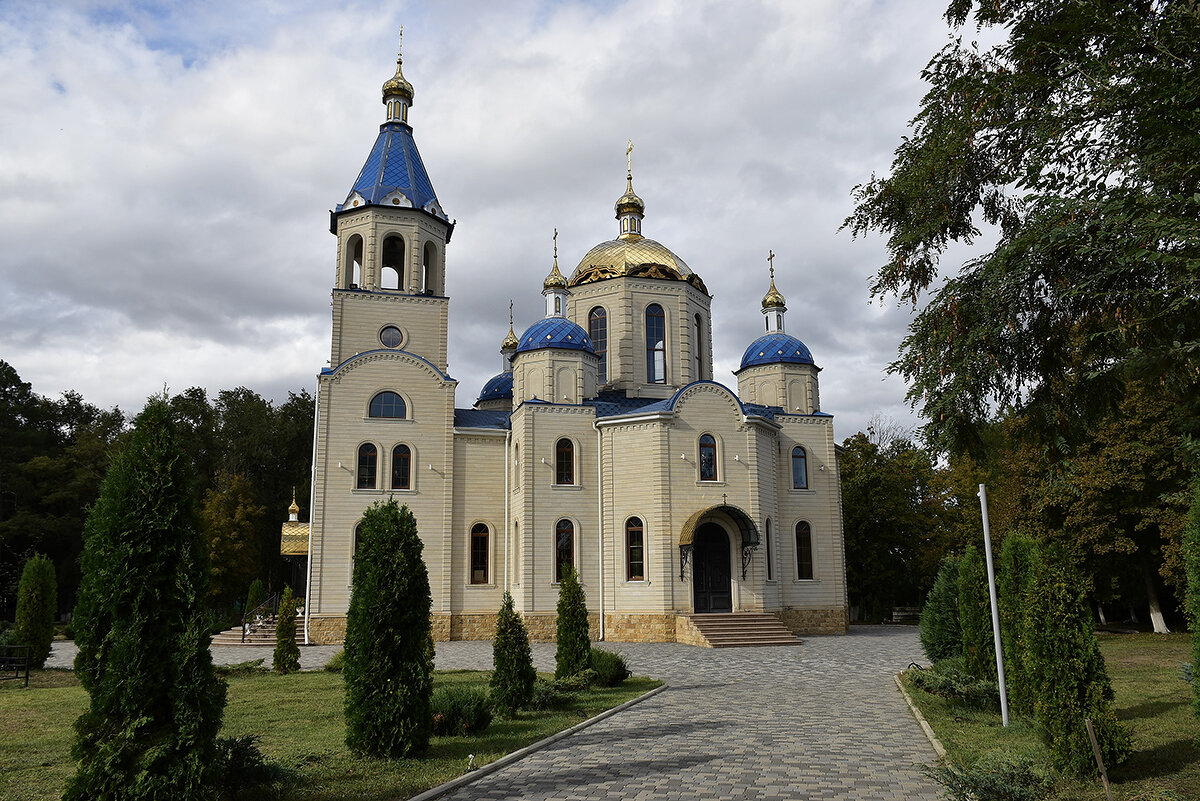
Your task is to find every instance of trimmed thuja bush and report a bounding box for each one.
[66,397,226,800]
[919,556,961,663]
[13,553,56,668]
[555,566,591,679]
[491,591,536,713]
[958,544,996,680]
[1025,544,1130,775]
[1186,478,1200,720]
[344,499,433,757]
[274,586,300,674]
[245,578,266,615]
[998,530,1037,716]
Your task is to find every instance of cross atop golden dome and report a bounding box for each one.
[543,229,568,290]
[501,300,520,350]
[382,27,414,105]
[762,251,786,309]
[615,140,646,229]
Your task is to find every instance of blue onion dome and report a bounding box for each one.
[478,371,513,402]
[739,332,815,370]
[515,317,594,354]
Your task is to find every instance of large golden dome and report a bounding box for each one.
[569,236,708,294]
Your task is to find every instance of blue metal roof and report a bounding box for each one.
[337,122,445,218]
[454,409,511,429]
[477,371,513,403]
[738,333,815,370]
[514,317,594,354]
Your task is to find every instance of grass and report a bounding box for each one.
[903,633,1198,800]
[0,666,660,801]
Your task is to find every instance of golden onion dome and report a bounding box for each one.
[287,487,300,516]
[569,236,708,294]
[762,273,786,309]
[501,323,520,351]
[543,258,568,291]
[382,56,414,104]
[614,173,645,218]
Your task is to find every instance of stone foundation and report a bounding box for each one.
[602,613,677,642]
[773,607,849,635]
[449,613,497,640]
[673,614,709,647]
[306,615,347,644]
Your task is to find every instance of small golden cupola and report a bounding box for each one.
[762,251,788,333]
[501,300,520,354]
[382,29,414,124]
[542,229,569,317]
[615,140,645,239]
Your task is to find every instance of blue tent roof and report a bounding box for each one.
[477,371,513,402]
[515,317,594,354]
[337,122,446,218]
[738,333,815,370]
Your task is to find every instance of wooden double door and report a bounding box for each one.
[692,523,732,613]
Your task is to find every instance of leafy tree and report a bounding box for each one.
[844,0,1200,456]
[200,471,265,608]
[12,553,56,668]
[1185,479,1200,718]
[957,544,996,680]
[343,499,432,757]
[554,566,590,679]
[273,586,300,674]
[919,557,961,663]
[491,591,536,713]
[66,397,225,800]
[245,578,266,615]
[998,530,1037,716]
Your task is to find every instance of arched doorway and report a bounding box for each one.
[693,522,732,613]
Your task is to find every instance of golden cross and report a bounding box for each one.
[397,26,404,62]
[767,250,775,280]
[508,299,514,326]
[553,228,558,260]
[626,140,634,175]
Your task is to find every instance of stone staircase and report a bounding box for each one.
[685,612,802,648]
[211,615,305,647]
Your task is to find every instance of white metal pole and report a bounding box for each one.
[979,484,1009,726]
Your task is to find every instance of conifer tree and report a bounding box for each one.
[491,591,536,713]
[918,557,961,663]
[245,578,266,615]
[1184,479,1200,718]
[998,530,1037,716]
[274,586,300,674]
[343,499,432,757]
[12,553,56,668]
[957,544,995,680]
[554,566,590,679]
[66,397,225,800]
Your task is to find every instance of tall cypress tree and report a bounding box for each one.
[274,586,300,674]
[555,567,590,679]
[343,499,432,757]
[66,397,226,800]
[491,591,536,713]
[12,553,56,668]
[958,544,996,680]
[998,530,1037,716]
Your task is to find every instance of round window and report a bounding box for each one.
[379,326,403,348]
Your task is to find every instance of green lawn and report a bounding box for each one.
[903,633,1198,800]
[0,667,660,801]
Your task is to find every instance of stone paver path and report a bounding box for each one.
[47,626,941,799]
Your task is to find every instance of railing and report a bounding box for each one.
[241,593,280,643]
[0,644,31,687]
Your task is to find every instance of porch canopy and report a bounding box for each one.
[678,504,760,549]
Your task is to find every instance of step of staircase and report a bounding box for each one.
[686,613,802,648]
[211,616,305,647]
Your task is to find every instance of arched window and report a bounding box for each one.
[555,519,574,582]
[345,234,363,289]
[369,391,406,419]
[698,434,717,481]
[391,444,411,489]
[765,519,774,581]
[626,517,645,581]
[381,234,405,290]
[423,241,437,295]
[513,441,520,488]
[589,307,608,382]
[791,446,808,489]
[645,304,665,383]
[555,438,574,485]
[353,523,363,560]
[357,443,377,489]
[511,521,521,586]
[470,523,489,584]
[796,521,814,580]
[694,313,704,379]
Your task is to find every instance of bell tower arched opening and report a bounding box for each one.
[342,234,363,289]
[423,240,438,295]
[381,234,405,291]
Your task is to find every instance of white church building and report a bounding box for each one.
[289,48,849,645]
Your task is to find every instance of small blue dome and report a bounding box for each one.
[515,317,594,355]
[478,371,513,402]
[739,333,815,370]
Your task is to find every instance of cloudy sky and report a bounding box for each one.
[0,0,977,442]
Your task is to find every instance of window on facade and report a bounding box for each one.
[346,234,363,288]
[765,519,774,581]
[555,438,574,485]
[646,304,665,383]
[694,314,703,379]
[791,446,808,489]
[698,434,717,481]
[357,444,377,489]
[796,521,814,580]
[626,517,645,581]
[391,444,411,489]
[470,523,489,584]
[369,391,406,419]
[381,234,405,290]
[589,307,608,382]
[555,519,574,582]
[353,523,363,560]
[423,241,437,295]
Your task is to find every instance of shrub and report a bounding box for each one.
[430,686,493,736]
[921,752,1051,801]
[214,658,267,676]
[907,663,999,710]
[528,674,593,710]
[0,621,13,647]
[343,499,433,757]
[998,530,1037,716]
[555,566,590,679]
[214,734,289,800]
[590,649,630,687]
[491,591,536,713]
[1184,478,1200,719]
[1024,544,1130,775]
[958,544,996,680]
[245,579,266,616]
[12,553,56,668]
[919,556,961,663]
[65,397,226,800]
[324,649,345,673]
[273,587,300,674]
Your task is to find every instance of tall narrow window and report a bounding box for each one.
[694,314,703,379]
[555,438,574,485]
[381,234,404,290]
[555,519,574,582]
[699,434,717,481]
[353,524,363,560]
[513,442,520,488]
[470,523,489,584]
[791,446,808,489]
[645,304,665,383]
[369,391,406,418]
[589,307,608,382]
[357,443,377,489]
[796,521,814,580]
[345,234,363,288]
[423,241,437,295]
[765,519,774,581]
[626,517,645,581]
[391,444,411,489]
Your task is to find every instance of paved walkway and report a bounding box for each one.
[47,627,941,799]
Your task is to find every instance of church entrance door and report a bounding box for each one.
[693,522,732,613]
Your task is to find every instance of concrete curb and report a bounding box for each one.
[894,673,947,759]
[407,683,668,801]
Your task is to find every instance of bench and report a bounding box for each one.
[0,645,31,687]
[891,606,921,624]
